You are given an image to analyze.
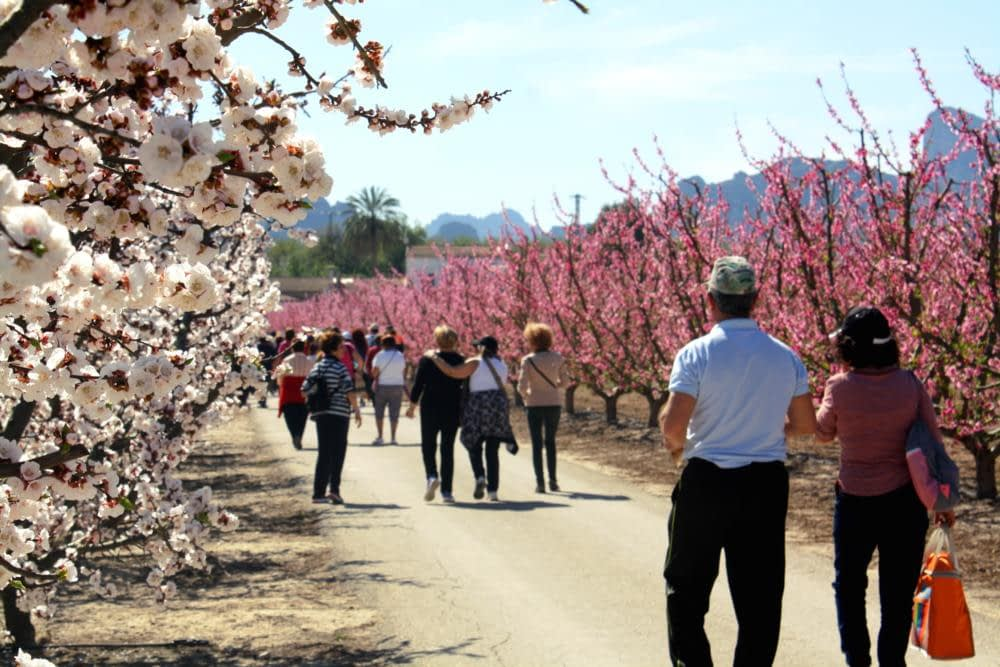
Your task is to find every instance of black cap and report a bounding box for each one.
[472,336,499,353]
[830,306,893,345]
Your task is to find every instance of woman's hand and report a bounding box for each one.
[934,510,956,527]
[405,404,416,419]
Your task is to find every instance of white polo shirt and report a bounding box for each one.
[669,318,810,468]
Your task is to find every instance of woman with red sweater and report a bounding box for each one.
[274,339,314,449]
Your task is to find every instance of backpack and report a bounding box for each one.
[306,374,329,413]
[905,419,961,512]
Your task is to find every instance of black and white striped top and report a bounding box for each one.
[302,357,353,419]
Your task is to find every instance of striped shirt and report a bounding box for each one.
[302,357,353,419]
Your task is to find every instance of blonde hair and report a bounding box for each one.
[523,322,553,351]
[434,325,458,350]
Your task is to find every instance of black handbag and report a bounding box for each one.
[306,375,329,413]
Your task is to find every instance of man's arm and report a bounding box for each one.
[660,392,696,466]
[785,394,817,438]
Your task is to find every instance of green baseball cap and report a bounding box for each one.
[707,256,756,295]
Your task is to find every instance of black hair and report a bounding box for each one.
[292,339,305,352]
[710,290,756,318]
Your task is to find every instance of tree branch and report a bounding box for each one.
[0,444,89,477]
[0,0,60,61]
[323,0,389,89]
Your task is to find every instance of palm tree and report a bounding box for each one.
[344,187,402,266]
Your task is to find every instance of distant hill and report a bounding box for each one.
[434,221,481,242]
[269,198,352,239]
[427,209,531,241]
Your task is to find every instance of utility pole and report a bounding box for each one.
[572,193,584,225]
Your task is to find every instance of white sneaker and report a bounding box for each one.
[424,478,440,502]
[473,477,486,500]
[488,491,499,502]
[371,437,383,446]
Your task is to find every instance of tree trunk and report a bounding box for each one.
[564,384,577,415]
[644,392,668,430]
[2,586,35,649]
[594,391,619,424]
[973,445,998,500]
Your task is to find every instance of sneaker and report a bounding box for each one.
[488,491,500,502]
[312,497,330,504]
[327,493,344,505]
[424,478,440,502]
[371,436,384,446]
[390,439,399,446]
[535,484,546,494]
[549,482,560,492]
[441,492,456,503]
[473,477,486,500]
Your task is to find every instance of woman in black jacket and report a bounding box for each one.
[407,325,465,503]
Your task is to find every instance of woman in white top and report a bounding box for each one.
[371,335,407,445]
[273,338,315,449]
[429,335,518,502]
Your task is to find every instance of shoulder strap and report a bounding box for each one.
[481,356,505,391]
[527,357,558,389]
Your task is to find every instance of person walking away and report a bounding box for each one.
[659,256,816,667]
[302,332,362,504]
[256,335,278,407]
[430,336,517,502]
[816,306,954,667]
[517,322,570,493]
[363,335,381,402]
[350,328,370,406]
[371,335,406,445]
[276,328,295,359]
[407,325,465,503]
[366,323,380,349]
[274,339,314,449]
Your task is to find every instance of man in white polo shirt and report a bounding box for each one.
[659,256,816,667]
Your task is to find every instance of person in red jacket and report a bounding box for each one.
[274,339,314,449]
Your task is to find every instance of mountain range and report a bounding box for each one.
[271,108,981,242]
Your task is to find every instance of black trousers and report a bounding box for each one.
[467,437,501,492]
[421,408,459,494]
[527,406,560,486]
[282,404,308,441]
[833,482,928,667]
[313,415,349,498]
[664,457,789,667]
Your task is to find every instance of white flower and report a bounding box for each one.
[19,461,42,482]
[138,134,184,184]
[0,205,72,287]
[182,19,222,72]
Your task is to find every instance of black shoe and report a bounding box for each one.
[535,484,546,494]
[549,482,560,492]
[328,493,344,505]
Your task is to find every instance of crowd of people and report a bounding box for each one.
[255,322,568,507]
[255,254,959,667]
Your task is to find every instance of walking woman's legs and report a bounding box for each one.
[313,417,334,498]
[420,409,441,481]
[875,484,929,667]
[484,437,501,492]
[833,487,879,667]
[440,419,458,495]
[527,407,546,487]
[543,406,561,485]
[327,416,350,496]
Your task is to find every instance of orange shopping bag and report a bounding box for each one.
[911,526,975,659]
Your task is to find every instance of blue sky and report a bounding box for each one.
[228,1,999,228]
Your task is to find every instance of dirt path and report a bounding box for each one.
[25,405,1000,666]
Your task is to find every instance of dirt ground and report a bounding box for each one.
[18,415,389,667]
[510,387,1000,594]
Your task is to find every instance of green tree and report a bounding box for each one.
[345,186,403,269]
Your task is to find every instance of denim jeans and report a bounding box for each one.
[313,415,349,498]
[664,458,789,667]
[526,405,560,486]
[833,482,928,667]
